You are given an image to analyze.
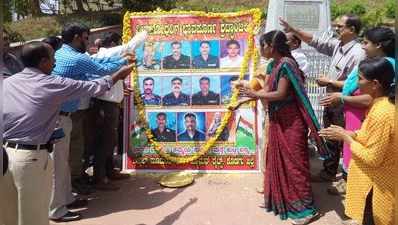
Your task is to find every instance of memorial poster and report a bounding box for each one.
[122,9,262,171]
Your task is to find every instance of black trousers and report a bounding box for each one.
[322,105,345,176]
[87,99,120,182]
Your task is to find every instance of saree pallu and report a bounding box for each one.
[263,57,326,220]
[342,90,365,172]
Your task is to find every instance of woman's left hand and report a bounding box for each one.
[319,125,353,143]
[239,86,257,98]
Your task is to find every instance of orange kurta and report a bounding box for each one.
[345,97,396,225]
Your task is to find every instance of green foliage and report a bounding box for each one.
[361,8,385,27]
[331,0,395,29]
[175,0,267,13]
[331,0,366,19]
[4,12,122,41]
[385,0,396,19]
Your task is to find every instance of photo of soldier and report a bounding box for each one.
[192,40,220,69]
[220,39,244,68]
[162,41,191,69]
[220,75,249,104]
[177,112,206,141]
[162,77,191,106]
[191,76,220,105]
[149,112,176,142]
[136,42,161,71]
[140,77,161,105]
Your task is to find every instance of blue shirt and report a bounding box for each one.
[52,44,127,112]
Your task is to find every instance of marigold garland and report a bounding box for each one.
[123,9,262,164]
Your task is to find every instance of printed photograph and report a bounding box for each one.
[220,74,249,104]
[205,112,234,141]
[220,39,246,68]
[191,75,221,105]
[161,76,192,106]
[161,41,191,69]
[148,112,177,142]
[135,41,162,71]
[191,40,220,69]
[138,76,162,105]
[176,112,206,141]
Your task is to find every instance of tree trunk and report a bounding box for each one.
[75,0,86,12]
[30,0,42,17]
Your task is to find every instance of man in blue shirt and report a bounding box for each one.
[2,41,133,225]
[192,41,219,69]
[178,113,206,141]
[50,23,129,222]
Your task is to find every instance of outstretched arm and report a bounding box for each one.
[239,76,289,102]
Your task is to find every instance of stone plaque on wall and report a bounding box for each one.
[284,1,321,31]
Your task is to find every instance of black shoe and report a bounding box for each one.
[51,211,82,222]
[67,198,88,209]
[72,181,94,195]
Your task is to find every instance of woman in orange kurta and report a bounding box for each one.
[320,57,396,225]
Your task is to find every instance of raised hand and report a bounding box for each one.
[279,17,294,33]
[112,64,134,82]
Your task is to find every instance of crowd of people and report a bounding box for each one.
[237,15,395,225]
[1,12,396,225]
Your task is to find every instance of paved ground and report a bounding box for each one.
[51,159,346,225]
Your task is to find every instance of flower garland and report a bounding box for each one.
[123,9,262,164]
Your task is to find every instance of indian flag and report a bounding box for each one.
[235,116,256,153]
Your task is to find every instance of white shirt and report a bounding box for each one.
[90,31,147,103]
[291,48,310,76]
[220,55,243,68]
[92,31,148,58]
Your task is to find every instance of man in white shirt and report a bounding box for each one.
[286,32,310,76]
[220,40,243,68]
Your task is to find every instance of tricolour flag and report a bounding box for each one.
[235,116,256,153]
